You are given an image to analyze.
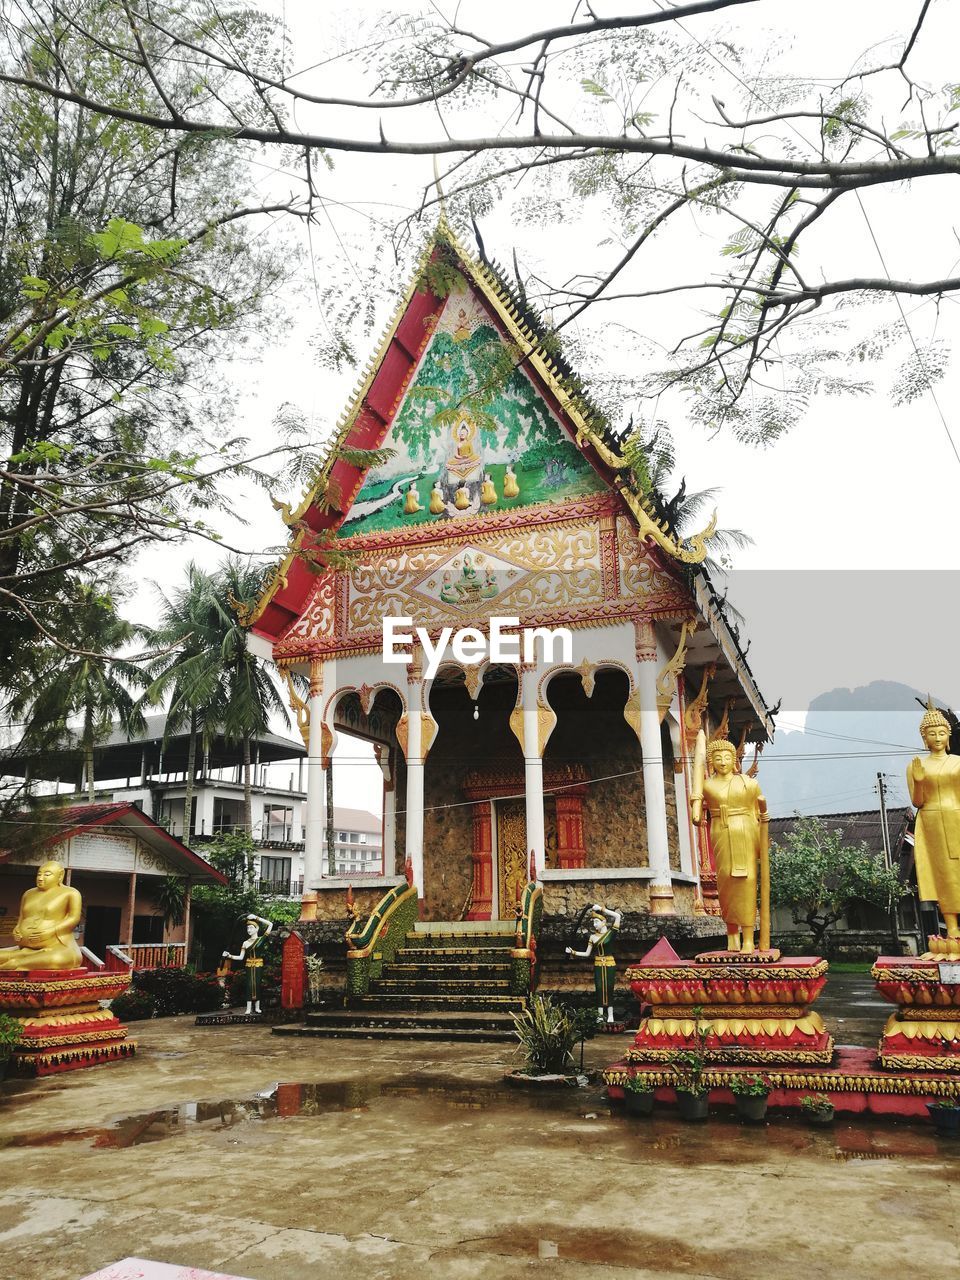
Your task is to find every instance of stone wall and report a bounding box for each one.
[544,671,679,869]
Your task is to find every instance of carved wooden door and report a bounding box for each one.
[496,798,527,920]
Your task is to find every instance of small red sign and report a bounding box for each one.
[281,931,305,1010]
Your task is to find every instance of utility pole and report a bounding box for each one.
[876,772,901,951]
[877,772,891,869]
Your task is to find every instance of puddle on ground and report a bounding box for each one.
[0,1075,948,1161]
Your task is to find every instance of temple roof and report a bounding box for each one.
[246,219,772,738]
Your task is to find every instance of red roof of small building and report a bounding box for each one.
[0,801,228,884]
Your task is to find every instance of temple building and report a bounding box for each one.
[244,222,771,937]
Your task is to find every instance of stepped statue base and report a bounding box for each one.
[625,937,834,1067]
[873,952,960,1072]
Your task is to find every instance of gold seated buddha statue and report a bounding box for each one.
[0,861,84,971]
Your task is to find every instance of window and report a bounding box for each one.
[260,856,292,892]
[338,831,347,842]
[264,804,294,842]
[349,832,358,842]
[359,833,367,843]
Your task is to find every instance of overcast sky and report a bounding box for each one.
[126,1,960,809]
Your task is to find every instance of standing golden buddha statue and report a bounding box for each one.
[691,731,770,953]
[908,699,960,944]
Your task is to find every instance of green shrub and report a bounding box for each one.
[133,967,224,1015]
[110,990,156,1021]
[0,1013,22,1052]
[511,995,580,1075]
[729,1073,769,1098]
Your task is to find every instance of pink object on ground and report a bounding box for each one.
[79,1260,254,1280]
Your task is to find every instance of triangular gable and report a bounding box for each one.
[338,268,604,537]
[247,222,707,642]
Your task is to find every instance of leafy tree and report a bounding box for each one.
[0,0,295,668]
[212,557,289,834]
[770,816,904,950]
[8,2,959,444]
[190,830,299,968]
[143,562,224,840]
[5,578,149,799]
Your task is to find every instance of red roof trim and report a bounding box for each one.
[15,802,228,885]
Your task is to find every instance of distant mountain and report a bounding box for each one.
[759,680,932,818]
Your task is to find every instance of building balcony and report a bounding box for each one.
[257,877,305,898]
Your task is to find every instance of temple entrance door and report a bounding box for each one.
[495,798,527,921]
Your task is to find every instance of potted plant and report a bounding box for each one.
[669,1007,710,1121]
[799,1093,835,1126]
[0,1013,22,1082]
[507,996,582,1086]
[926,1098,960,1138]
[730,1074,770,1123]
[622,1073,656,1117]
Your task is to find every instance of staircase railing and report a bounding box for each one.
[345,882,419,999]
[510,881,544,996]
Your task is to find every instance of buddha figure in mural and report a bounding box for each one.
[403,482,423,515]
[691,732,769,953]
[453,482,470,511]
[429,481,445,515]
[480,473,497,505]
[908,699,960,939]
[503,464,520,499]
[0,861,84,971]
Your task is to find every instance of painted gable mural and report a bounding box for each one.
[340,273,604,536]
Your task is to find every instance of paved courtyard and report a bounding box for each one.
[0,981,957,1280]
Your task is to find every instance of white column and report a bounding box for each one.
[404,669,425,898]
[302,658,326,897]
[195,787,215,839]
[521,664,546,880]
[668,714,697,879]
[635,620,675,915]
[381,751,396,876]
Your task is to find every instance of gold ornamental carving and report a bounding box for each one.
[623,689,642,744]
[572,424,716,565]
[656,620,693,723]
[576,659,596,698]
[634,617,657,663]
[421,715,438,760]
[281,668,310,749]
[463,664,483,701]
[320,723,334,768]
[509,705,524,753]
[308,657,324,698]
[537,701,557,757]
[497,800,528,921]
[396,714,409,760]
[684,664,715,736]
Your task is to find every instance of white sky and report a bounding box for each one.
[126,1,960,807]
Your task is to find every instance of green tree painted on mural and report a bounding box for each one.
[395,323,560,459]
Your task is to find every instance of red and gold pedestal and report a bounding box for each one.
[624,937,833,1067]
[0,969,136,1076]
[874,942,960,1072]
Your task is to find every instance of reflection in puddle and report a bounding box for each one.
[0,1075,947,1162]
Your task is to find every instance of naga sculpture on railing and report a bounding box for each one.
[509,881,544,997]
[344,881,420,999]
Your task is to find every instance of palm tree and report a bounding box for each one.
[143,563,224,840]
[8,581,149,800]
[214,558,289,838]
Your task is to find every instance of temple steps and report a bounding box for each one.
[272,920,527,1042]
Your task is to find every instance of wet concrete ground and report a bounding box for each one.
[0,976,956,1280]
